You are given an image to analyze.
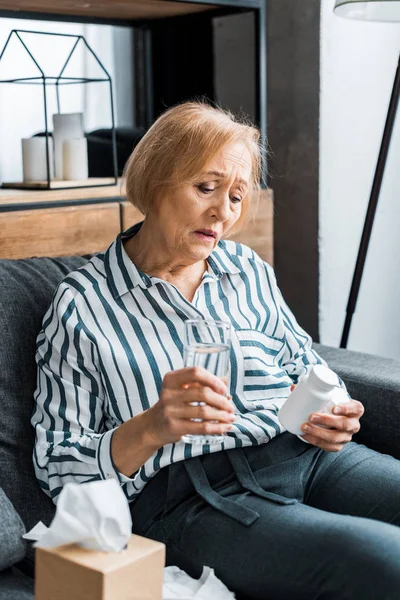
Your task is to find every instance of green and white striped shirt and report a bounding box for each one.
[32,222,325,504]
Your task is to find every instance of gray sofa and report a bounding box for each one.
[0,255,399,599]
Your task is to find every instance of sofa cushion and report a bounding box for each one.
[0,568,33,600]
[0,488,26,571]
[0,256,90,543]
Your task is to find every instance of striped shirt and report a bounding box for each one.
[32,221,326,504]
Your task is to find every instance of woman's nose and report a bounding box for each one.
[211,194,230,222]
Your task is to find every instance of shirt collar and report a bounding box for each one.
[104,221,242,299]
[207,243,242,278]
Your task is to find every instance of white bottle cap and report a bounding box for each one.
[308,365,338,392]
[330,387,350,405]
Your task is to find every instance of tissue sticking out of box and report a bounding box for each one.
[163,566,236,599]
[23,479,132,552]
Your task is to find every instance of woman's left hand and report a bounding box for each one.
[300,398,365,452]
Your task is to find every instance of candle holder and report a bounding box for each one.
[0,29,118,190]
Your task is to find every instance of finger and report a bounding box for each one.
[299,432,345,453]
[308,414,361,434]
[182,386,234,413]
[180,420,234,437]
[332,399,364,418]
[301,422,353,445]
[182,383,233,402]
[169,401,235,423]
[290,384,296,392]
[188,404,236,424]
[164,367,227,395]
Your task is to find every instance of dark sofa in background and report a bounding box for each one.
[0,255,399,599]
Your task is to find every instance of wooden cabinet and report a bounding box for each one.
[0,184,124,259]
[0,203,121,260]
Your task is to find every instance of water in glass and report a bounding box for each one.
[182,319,231,445]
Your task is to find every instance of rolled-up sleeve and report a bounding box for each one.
[32,283,136,504]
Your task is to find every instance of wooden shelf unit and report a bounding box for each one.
[0,181,124,209]
[0,0,270,262]
[0,0,260,22]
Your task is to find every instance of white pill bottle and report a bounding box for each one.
[278,364,350,437]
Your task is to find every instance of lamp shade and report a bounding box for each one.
[334,0,400,21]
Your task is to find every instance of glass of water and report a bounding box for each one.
[182,319,231,445]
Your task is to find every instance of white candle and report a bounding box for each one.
[53,113,84,180]
[62,138,89,181]
[21,137,54,182]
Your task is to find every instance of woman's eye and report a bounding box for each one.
[231,196,242,204]
[198,185,214,194]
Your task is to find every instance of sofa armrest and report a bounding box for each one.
[313,343,400,459]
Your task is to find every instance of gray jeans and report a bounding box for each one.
[131,433,400,600]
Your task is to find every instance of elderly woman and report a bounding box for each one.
[32,102,400,600]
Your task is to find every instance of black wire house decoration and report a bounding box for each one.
[0,29,118,190]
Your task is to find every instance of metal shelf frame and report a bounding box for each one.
[0,0,268,203]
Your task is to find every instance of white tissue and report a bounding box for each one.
[23,479,132,552]
[163,566,235,599]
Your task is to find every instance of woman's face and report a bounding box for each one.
[152,141,253,264]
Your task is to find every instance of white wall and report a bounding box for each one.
[82,24,135,131]
[319,0,400,359]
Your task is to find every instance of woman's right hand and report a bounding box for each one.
[146,367,235,447]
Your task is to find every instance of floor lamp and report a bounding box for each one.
[334,0,400,348]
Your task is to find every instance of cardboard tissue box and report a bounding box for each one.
[35,533,165,600]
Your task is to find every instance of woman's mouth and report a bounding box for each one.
[193,230,218,242]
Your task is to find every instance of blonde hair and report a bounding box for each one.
[123,101,265,233]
